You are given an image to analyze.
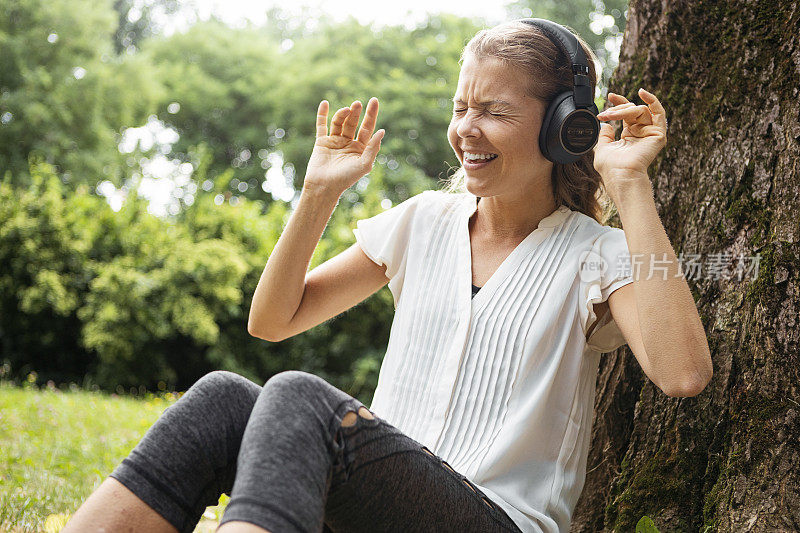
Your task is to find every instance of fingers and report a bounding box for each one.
[341,100,362,139]
[356,97,379,145]
[361,128,386,166]
[316,100,329,138]
[605,89,667,131]
[596,102,636,125]
[600,101,636,114]
[330,106,351,137]
[638,88,668,130]
[595,121,616,148]
[323,97,380,143]
[606,92,630,104]
[597,103,653,126]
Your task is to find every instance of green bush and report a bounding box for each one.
[1,160,428,402]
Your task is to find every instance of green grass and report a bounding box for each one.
[0,376,227,532]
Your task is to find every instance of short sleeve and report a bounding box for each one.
[579,227,635,353]
[352,191,430,308]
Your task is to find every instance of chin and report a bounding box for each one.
[463,178,488,197]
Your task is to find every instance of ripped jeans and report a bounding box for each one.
[109,370,523,533]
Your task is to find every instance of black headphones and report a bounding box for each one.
[518,18,600,165]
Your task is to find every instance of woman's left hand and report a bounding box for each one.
[593,88,668,189]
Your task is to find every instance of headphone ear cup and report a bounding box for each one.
[539,91,600,165]
[538,90,573,164]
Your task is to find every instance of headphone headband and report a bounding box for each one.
[517,18,593,108]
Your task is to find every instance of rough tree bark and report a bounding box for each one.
[571,0,800,531]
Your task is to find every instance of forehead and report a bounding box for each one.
[452,55,528,105]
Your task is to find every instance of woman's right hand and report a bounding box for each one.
[303,97,385,197]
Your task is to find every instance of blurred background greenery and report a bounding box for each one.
[0,0,628,399]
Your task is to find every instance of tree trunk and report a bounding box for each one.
[571,0,800,531]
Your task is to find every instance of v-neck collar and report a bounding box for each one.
[460,193,573,314]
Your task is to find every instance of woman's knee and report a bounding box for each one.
[260,370,342,409]
[262,371,374,427]
[263,370,323,393]
[189,370,261,404]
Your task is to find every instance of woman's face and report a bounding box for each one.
[447,53,552,198]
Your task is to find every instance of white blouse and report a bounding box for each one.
[352,190,634,533]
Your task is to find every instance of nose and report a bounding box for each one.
[455,109,482,140]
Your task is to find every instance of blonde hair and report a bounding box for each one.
[438,20,615,224]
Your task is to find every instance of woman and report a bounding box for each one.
[64,18,711,533]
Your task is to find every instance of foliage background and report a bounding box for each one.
[0,0,627,403]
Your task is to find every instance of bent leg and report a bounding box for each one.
[217,370,522,533]
[219,370,350,532]
[64,370,262,533]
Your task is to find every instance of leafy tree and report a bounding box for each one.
[0,159,428,401]
[1,162,249,389]
[141,13,480,205]
[0,160,113,383]
[111,0,180,54]
[140,19,282,193]
[0,0,162,187]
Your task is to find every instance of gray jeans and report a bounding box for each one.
[109,370,523,533]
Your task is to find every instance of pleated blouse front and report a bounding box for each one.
[352,190,634,533]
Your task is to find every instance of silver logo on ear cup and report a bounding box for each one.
[561,112,597,153]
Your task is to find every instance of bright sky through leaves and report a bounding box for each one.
[173,0,511,32]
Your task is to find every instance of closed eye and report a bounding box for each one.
[452,109,504,117]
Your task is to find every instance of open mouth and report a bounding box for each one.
[463,153,498,167]
[464,153,498,162]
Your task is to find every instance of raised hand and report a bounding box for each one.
[593,88,668,187]
[303,97,385,196]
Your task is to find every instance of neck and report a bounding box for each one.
[471,192,559,243]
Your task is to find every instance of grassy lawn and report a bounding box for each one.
[0,377,228,532]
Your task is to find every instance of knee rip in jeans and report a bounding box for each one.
[341,406,375,428]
